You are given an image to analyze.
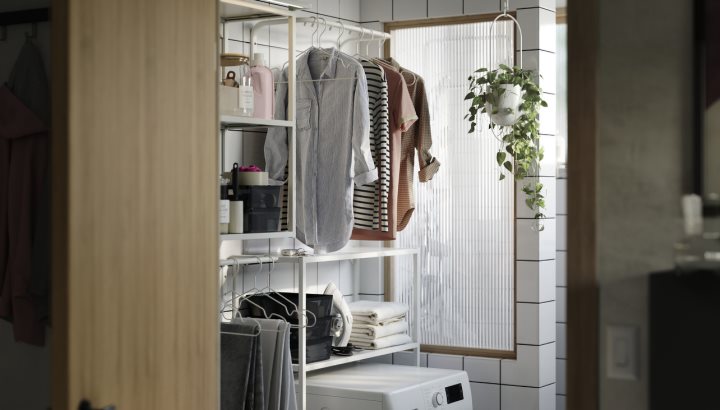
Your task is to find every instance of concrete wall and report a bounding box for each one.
[596,0,692,409]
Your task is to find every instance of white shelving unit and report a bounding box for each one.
[217,3,416,410]
[244,247,421,410]
[219,0,297,242]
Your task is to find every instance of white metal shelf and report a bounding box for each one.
[220,231,295,241]
[220,115,294,129]
[220,0,298,20]
[293,342,418,372]
[276,247,419,263]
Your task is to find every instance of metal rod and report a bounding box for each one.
[250,16,391,57]
[219,256,279,267]
[0,8,49,27]
[298,260,307,409]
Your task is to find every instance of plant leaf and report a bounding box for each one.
[503,161,513,172]
[496,151,507,166]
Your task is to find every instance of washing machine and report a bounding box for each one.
[303,362,472,410]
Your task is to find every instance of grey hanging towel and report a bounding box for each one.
[220,321,265,410]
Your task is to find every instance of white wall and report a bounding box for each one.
[0,1,52,408]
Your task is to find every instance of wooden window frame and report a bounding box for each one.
[383,13,517,360]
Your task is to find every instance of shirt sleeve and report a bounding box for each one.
[264,68,289,186]
[396,76,418,132]
[414,79,441,182]
[351,68,379,186]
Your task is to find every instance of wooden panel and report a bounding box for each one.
[567,0,599,408]
[52,0,218,409]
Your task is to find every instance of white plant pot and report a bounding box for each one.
[484,84,523,127]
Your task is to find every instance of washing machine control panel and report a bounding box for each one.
[425,382,466,409]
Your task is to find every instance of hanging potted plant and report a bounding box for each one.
[465,64,548,221]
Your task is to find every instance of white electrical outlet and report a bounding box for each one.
[606,325,639,380]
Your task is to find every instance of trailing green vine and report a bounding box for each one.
[465,64,548,219]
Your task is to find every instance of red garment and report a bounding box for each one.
[0,85,49,346]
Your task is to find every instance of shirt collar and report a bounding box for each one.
[298,47,339,80]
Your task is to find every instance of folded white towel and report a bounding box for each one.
[348,301,409,325]
[350,320,408,340]
[351,333,413,350]
[353,314,405,326]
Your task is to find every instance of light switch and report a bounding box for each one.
[606,325,638,380]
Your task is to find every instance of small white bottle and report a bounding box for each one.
[237,73,254,117]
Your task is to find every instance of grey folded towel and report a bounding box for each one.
[221,322,265,410]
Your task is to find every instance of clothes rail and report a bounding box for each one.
[0,8,49,26]
[220,255,278,267]
[248,16,390,57]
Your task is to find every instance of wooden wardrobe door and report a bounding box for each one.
[51,0,218,409]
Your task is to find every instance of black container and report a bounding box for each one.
[290,336,333,364]
[235,185,282,208]
[244,293,333,323]
[288,316,333,341]
[243,207,281,233]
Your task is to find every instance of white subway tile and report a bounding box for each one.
[539,134,557,178]
[517,302,555,345]
[556,178,567,215]
[556,214,567,251]
[242,239,271,254]
[318,0,340,17]
[464,357,500,383]
[512,0,556,11]
[517,218,556,260]
[338,260,354,295]
[317,261,340,294]
[429,0,463,17]
[556,251,566,286]
[360,0,392,22]
[501,385,555,410]
[470,382,500,410]
[556,323,566,359]
[501,343,555,387]
[393,350,428,367]
[359,294,384,302]
[539,93,556,136]
[556,359,566,395]
[516,177,556,218]
[393,0,427,21]
[516,7,556,52]
[517,260,556,303]
[428,353,464,370]
[556,286,566,323]
[359,258,384,294]
[269,264,296,291]
[339,0,360,21]
[294,0,318,12]
[464,0,501,15]
[519,49,556,95]
[363,353,393,364]
[270,237,295,253]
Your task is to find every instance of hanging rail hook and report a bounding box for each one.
[310,16,319,47]
[356,27,366,54]
[365,31,374,56]
[336,20,345,48]
[318,17,328,46]
[26,22,37,40]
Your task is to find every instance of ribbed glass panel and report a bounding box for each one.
[391,20,515,351]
